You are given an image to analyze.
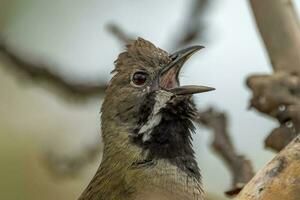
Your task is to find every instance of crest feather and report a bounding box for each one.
[113,38,170,73]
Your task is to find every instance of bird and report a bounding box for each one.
[78,38,214,200]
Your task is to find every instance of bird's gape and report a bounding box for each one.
[158,46,215,96]
[160,62,180,89]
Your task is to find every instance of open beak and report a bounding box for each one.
[159,45,215,95]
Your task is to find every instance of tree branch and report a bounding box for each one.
[247,72,300,151]
[247,0,300,151]
[0,40,106,101]
[236,1,300,199]
[236,134,300,200]
[250,0,300,74]
[196,108,254,196]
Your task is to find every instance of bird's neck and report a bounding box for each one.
[101,123,203,200]
[101,104,201,176]
[79,120,143,200]
[79,108,203,200]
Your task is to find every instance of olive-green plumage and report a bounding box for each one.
[79,38,212,200]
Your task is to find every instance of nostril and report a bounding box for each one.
[170,54,178,61]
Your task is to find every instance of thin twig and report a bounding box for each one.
[172,0,211,49]
[106,23,134,45]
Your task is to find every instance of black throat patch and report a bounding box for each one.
[132,94,201,180]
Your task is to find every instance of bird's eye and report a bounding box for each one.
[131,71,148,86]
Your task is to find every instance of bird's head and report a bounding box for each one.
[102,38,214,163]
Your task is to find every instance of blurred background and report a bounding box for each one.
[0,0,300,199]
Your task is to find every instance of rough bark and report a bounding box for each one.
[236,135,300,200]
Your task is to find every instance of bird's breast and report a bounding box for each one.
[130,159,204,200]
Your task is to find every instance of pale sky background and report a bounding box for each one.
[1,0,300,198]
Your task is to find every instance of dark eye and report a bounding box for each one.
[131,71,148,86]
